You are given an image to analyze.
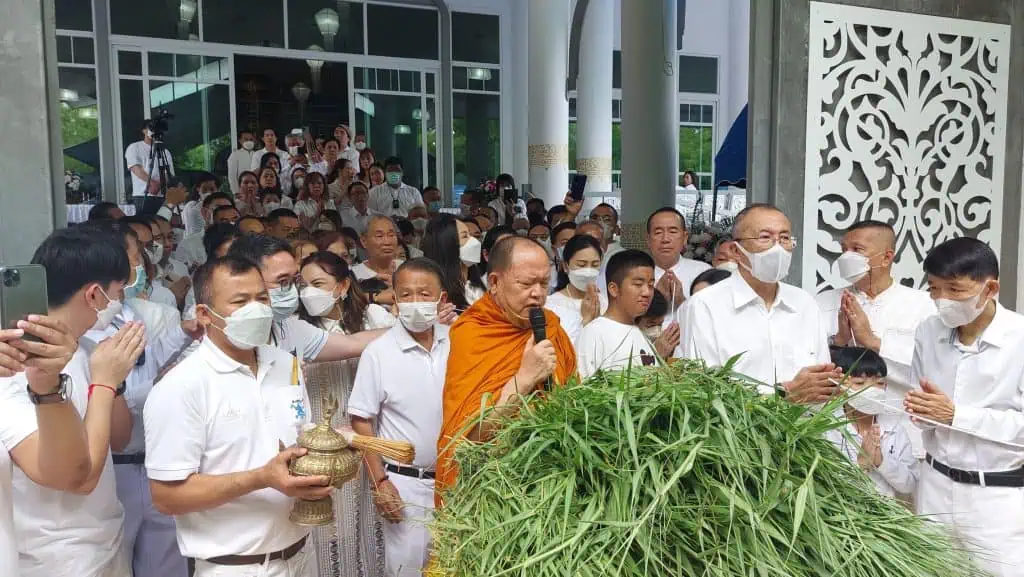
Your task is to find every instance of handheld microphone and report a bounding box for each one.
[529,307,546,344]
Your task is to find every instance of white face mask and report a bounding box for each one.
[568,267,599,292]
[845,384,888,416]
[146,243,164,265]
[264,202,281,213]
[354,142,367,151]
[300,285,343,317]
[837,251,873,284]
[460,236,482,265]
[208,301,274,350]
[242,141,255,151]
[90,286,123,331]
[716,261,739,273]
[294,177,306,190]
[411,218,428,232]
[288,145,300,156]
[736,243,792,284]
[935,290,988,329]
[398,300,438,333]
[268,285,300,321]
[642,326,663,341]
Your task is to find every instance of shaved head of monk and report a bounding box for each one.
[486,236,551,329]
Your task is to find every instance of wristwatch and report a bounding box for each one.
[27,374,71,405]
[115,381,127,397]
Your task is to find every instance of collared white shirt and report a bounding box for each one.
[1,369,39,577]
[341,147,360,173]
[577,316,661,379]
[816,282,935,392]
[173,233,207,272]
[181,200,206,238]
[85,303,190,455]
[11,348,125,577]
[682,273,830,392]
[368,183,423,218]
[272,316,329,362]
[125,140,175,198]
[226,148,255,196]
[144,338,311,559]
[294,198,337,220]
[160,257,190,283]
[652,256,711,329]
[825,419,918,497]
[340,206,381,235]
[351,261,400,283]
[249,148,289,172]
[545,290,608,344]
[348,323,450,469]
[910,304,1024,472]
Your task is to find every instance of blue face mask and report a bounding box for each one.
[386,171,402,186]
[428,200,442,212]
[124,265,147,300]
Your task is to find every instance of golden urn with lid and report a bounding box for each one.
[289,396,362,526]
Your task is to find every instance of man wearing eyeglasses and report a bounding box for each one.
[681,203,841,404]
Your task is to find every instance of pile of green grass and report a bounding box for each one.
[431,360,983,576]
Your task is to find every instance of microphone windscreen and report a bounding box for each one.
[529,307,546,343]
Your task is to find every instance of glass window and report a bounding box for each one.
[56,0,93,31]
[354,93,425,189]
[425,97,437,187]
[119,78,144,198]
[111,0,196,39]
[59,67,100,202]
[679,125,713,180]
[678,55,718,94]
[203,0,284,47]
[57,36,73,64]
[288,0,364,54]
[366,5,438,60]
[613,50,621,89]
[152,83,232,179]
[453,93,500,189]
[72,38,95,65]
[452,12,499,64]
[118,51,143,76]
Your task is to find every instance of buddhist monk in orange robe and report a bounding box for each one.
[435,236,576,506]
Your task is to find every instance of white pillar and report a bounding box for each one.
[510,0,530,183]
[728,0,751,125]
[527,0,570,208]
[576,0,614,208]
[621,0,678,248]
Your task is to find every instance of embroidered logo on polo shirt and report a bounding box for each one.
[640,349,657,367]
[291,399,307,421]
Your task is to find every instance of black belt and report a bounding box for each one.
[926,454,1024,488]
[385,462,435,480]
[113,453,146,465]
[205,536,307,566]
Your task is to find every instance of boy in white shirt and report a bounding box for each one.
[577,250,667,379]
[349,258,450,577]
[825,346,918,498]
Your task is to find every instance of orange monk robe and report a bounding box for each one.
[434,293,576,506]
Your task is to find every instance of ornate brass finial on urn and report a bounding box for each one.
[289,395,362,526]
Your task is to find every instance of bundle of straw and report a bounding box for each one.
[339,430,415,465]
[431,359,982,576]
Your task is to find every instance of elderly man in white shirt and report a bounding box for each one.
[341,181,381,235]
[250,127,290,171]
[816,220,935,456]
[8,226,145,577]
[682,204,840,403]
[646,208,711,328]
[368,156,423,218]
[904,238,1024,577]
[349,259,450,577]
[226,131,257,197]
[145,256,334,577]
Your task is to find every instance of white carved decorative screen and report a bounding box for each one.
[803,2,1010,292]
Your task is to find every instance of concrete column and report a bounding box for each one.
[0,0,65,263]
[510,0,529,184]
[620,0,678,248]
[527,0,570,208]
[727,0,750,128]
[576,0,614,208]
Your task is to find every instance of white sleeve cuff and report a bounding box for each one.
[146,466,199,482]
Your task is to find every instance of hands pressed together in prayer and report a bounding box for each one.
[905,378,955,425]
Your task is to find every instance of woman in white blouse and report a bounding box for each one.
[546,234,607,344]
[422,214,488,313]
[294,172,336,231]
[297,250,393,577]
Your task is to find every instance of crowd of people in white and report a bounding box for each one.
[0,125,1020,577]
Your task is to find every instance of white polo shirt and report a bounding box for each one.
[1,372,38,577]
[368,183,423,218]
[173,233,207,272]
[910,304,1024,472]
[348,323,449,470]
[125,140,175,198]
[682,273,831,393]
[272,316,329,362]
[144,338,312,559]
[249,148,289,172]
[577,316,661,379]
[11,348,125,577]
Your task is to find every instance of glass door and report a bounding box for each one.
[112,43,235,201]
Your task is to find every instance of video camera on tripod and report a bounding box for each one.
[143,109,175,202]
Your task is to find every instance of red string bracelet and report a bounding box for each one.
[88,383,117,400]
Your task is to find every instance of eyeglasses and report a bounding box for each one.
[734,234,798,250]
[274,275,303,290]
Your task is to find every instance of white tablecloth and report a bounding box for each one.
[66,204,136,224]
